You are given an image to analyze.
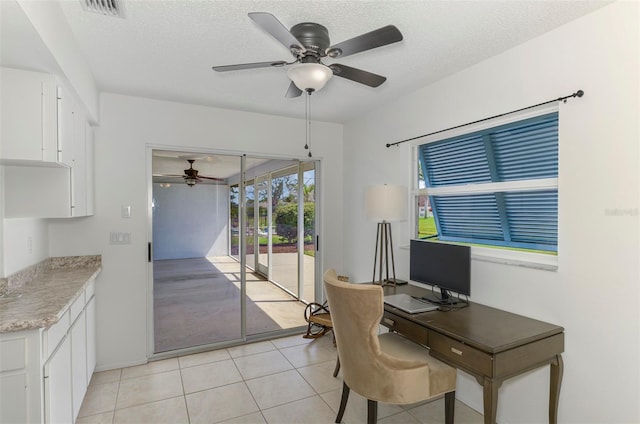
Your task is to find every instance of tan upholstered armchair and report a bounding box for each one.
[323,269,457,424]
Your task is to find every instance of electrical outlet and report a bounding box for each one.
[27,236,33,254]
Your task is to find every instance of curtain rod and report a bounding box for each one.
[386,90,584,148]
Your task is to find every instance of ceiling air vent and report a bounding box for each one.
[81,0,125,18]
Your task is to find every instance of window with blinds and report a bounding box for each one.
[416,112,559,252]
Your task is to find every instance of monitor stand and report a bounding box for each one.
[421,289,460,305]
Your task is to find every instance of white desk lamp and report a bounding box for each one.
[366,185,408,286]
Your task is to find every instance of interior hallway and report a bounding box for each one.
[154,256,307,353]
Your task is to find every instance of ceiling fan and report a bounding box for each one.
[212,12,403,97]
[154,159,226,187]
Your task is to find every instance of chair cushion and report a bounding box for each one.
[379,332,457,398]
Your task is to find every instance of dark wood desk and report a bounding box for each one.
[382,285,564,424]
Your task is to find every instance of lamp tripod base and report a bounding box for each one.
[372,222,406,287]
[385,278,408,286]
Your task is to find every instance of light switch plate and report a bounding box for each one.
[109,232,131,245]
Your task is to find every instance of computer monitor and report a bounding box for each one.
[410,239,471,304]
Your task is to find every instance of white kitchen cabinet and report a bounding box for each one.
[0,373,28,423]
[0,67,57,164]
[1,67,94,218]
[0,338,28,424]
[86,296,97,380]
[56,86,74,167]
[70,310,87,421]
[71,104,87,217]
[44,336,73,424]
[0,278,97,423]
[0,67,69,166]
[85,122,95,216]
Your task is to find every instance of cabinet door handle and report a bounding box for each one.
[383,318,395,326]
[451,347,463,356]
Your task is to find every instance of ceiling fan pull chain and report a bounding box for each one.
[304,91,309,150]
[304,90,312,157]
[307,90,312,157]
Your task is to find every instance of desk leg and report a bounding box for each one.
[483,377,502,424]
[549,354,564,424]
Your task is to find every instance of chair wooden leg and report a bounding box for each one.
[333,356,340,378]
[335,382,350,423]
[444,391,455,424]
[367,399,378,424]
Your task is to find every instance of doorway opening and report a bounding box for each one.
[150,150,319,353]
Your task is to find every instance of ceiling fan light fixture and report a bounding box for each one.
[287,63,333,92]
[185,177,197,187]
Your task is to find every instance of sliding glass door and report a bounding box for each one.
[150,151,318,354]
[151,151,243,352]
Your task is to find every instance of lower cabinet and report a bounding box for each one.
[0,279,96,423]
[71,310,88,421]
[0,336,29,423]
[0,372,28,423]
[44,336,73,424]
[86,297,97,380]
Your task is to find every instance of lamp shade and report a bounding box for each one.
[287,63,333,91]
[366,185,408,222]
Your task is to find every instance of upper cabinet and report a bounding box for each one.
[85,122,95,216]
[0,67,69,166]
[1,67,94,218]
[57,86,75,167]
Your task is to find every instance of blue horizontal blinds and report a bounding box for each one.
[433,194,503,241]
[492,114,559,181]
[421,112,559,251]
[420,134,491,186]
[503,190,558,249]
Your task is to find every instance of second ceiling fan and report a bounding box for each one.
[212,12,403,97]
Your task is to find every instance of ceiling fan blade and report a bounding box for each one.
[152,173,185,178]
[285,81,303,98]
[248,12,306,54]
[329,64,387,87]
[327,25,403,58]
[212,60,287,72]
[198,176,226,182]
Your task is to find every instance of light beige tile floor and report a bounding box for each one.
[77,334,484,424]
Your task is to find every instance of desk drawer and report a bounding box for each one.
[381,312,428,345]
[429,332,493,377]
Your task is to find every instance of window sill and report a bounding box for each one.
[400,244,558,271]
[471,247,558,271]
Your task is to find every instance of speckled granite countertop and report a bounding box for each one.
[0,256,101,333]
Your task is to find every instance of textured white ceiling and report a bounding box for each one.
[55,0,609,123]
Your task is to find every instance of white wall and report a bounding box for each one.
[1,218,49,276]
[49,93,344,369]
[152,182,229,260]
[344,2,639,423]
